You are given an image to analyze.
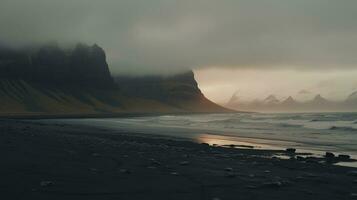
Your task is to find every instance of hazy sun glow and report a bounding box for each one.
[195,68,357,105]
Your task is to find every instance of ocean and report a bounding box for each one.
[50,112,357,162]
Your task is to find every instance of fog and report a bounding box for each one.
[1,0,357,101]
[1,0,357,75]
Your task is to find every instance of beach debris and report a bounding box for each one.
[89,168,98,172]
[119,169,131,174]
[179,161,190,166]
[296,156,305,161]
[347,171,357,176]
[224,172,236,178]
[201,143,210,147]
[262,181,282,188]
[150,158,162,166]
[40,181,54,187]
[170,172,179,176]
[338,154,351,161]
[245,185,258,189]
[325,152,335,158]
[224,167,233,172]
[91,153,101,157]
[286,148,296,153]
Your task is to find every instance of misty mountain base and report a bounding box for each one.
[0,44,227,115]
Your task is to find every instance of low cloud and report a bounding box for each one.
[1,0,357,75]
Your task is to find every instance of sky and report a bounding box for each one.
[1,0,357,102]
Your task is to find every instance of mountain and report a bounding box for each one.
[263,95,280,105]
[281,96,297,106]
[0,44,228,115]
[114,71,229,112]
[226,91,239,106]
[0,43,115,88]
[311,94,329,104]
[346,91,357,103]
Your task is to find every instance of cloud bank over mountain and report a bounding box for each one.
[1,0,357,75]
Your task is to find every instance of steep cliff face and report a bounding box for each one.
[115,71,229,112]
[0,44,228,115]
[0,43,115,88]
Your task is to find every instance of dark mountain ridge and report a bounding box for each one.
[0,43,115,88]
[0,43,228,115]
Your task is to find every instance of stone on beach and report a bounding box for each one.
[40,181,54,187]
[325,152,335,158]
[348,171,357,176]
[338,154,351,160]
[120,169,131,174]
[179,161,190,166]
[286,148,296,153]
[224,167,233,172]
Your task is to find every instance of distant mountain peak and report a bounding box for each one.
[227,91,239,105]
[312,94,328,103]
[282,96,297,105]
[346,91,357,102]
[263,94,280,104]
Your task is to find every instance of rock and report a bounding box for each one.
[150,158,162,166]
[179,161,190,166]
[40,181,54,187]
[296,156,305,161]
[286,148,296,153]
[325,152,335,158]
[119,169,131,174]
[262,181,282,188]
[170,172,179,176]
[338,154,351,160]
[91,153,101,157]
[224,172,236,178]
[224,167,233,172]
[201,143,210,147]
[347,171,357,176]
[264,170,271,173]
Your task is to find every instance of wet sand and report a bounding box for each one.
[0,119,356,200]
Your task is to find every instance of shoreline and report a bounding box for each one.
[44,116,357,168]
[1,119,357,199]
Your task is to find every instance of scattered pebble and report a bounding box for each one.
[224,172,236,178]
[348,171,357,176]
[91,153,101,157]
[224,167,233,172]
[338,154,351,160]
[325,152,335,158]
[120,169,131,174]
[286,148,296,153]
[40,181,54,187]
[170,172,179,176]
[150,159,162,166]
[262,181,282,188]
[179,161,190,166]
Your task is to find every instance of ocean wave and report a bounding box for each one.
[329,126,357,131]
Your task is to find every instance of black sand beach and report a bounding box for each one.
[1,119,357,200]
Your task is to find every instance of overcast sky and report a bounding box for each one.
[1,0,357,101]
